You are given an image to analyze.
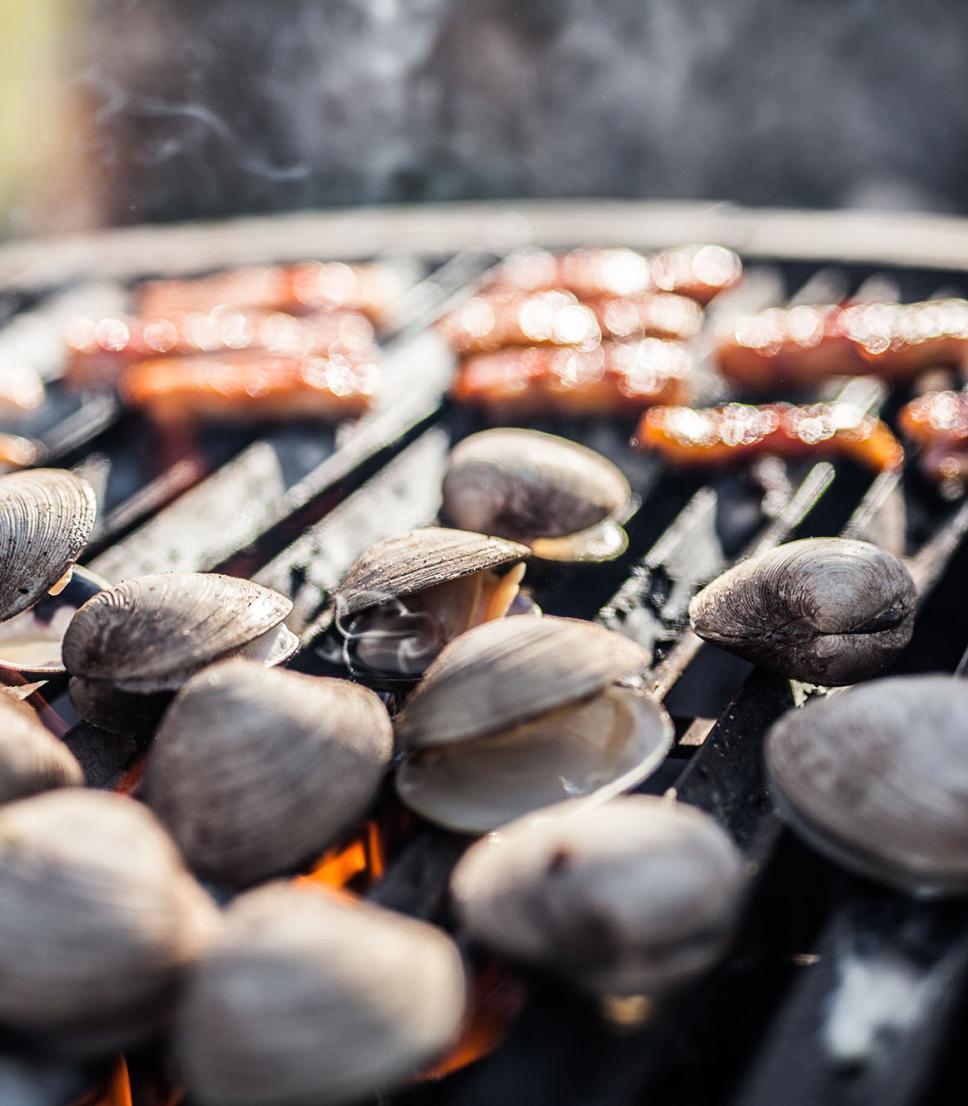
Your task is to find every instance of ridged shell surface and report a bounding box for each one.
[0,695,82,802]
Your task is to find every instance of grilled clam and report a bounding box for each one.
[144,661,393,886]
[689,538,916,685]
[0,694,82,803]
[176,882,466,1106]
[0,790,217,1055]
[334,527,530,683]
[442,429,633,562]
[395,616,672,833]
[451,796,745,995]
[63,573,297,735]
[766,676,968,896]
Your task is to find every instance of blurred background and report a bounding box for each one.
[3,0,968,237]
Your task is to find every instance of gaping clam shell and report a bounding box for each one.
[144,661,393,887]
[0,790,217,1055]
[451,796,745,995]
[766,675,968,897]
[175,882,466,1106]
[63,573,295,693]
[689,538,916,685]
[442,429,632,561]
[0,469,97,623]
[0,695,82,803]
[396,616,650,750]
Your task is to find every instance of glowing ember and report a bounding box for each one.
[297,819,386,892]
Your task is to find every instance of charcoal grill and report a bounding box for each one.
[3,199,968,1106]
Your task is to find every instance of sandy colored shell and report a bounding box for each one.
[442,428,631,542]
[767,675,968,896]
[396,615,650,749]
[62,573,293,688]
[451,796,745,994]
[176,882,466,1106]
[0,469,97,622]
[336,527,528,617]
[689,538,916,685]
[0,695,82,802]
[0,790,217,1054]
[144,661,393,886]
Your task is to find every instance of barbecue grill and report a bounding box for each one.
[3,199,968,1106]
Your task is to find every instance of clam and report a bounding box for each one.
[0,694,82,803]
[175,882,466,1106]
[144,660,393,886]
[689,538,916,686]
[442,429,633,562]
[0,789,217,1055]
[451,796,745,995]
[334,527,530,683]
[767,675,968,897]
[395,616,672,833]
[63,572,298,735]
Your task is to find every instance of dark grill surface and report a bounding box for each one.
[3,203,968,1106]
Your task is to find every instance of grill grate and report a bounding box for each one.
[1,206,968,1106]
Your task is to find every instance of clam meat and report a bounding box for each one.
[175,882,466,1106]
[451,796,745,995]
[767,675,968,897]
[144,660,393,887]
[689,537,916,685]
[0,694,82,803]
[442,429,633,562]
[395,616,672,833]
[334,527,530,683]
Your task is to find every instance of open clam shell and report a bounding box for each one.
[176,882,466,1106]
[451,796,745,995]
[0,469,97,623]
[0,695,82,803]
[442,429,632,562]
[144,661,393,887]
[766,675,968,897]
[689,538,916,686]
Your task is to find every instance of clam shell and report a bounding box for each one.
[396,616,650,749]
[0,790,217,1054]
[68,677,172,738]
[442,429,631,548]
[689,538,916,685]
[336,527,529,617]
[144,661,393,886]
[451,796,745,994]
[176,882,466,1106]
[766,675,968,896]
[0,470,97,623]
[62,573,293,692]
[396,686,672,833]
[0,696,82,802]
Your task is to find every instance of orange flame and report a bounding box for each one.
[114,753,147,795]
[297,819,385,894]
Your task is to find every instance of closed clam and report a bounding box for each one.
[144,660,393,886]
[395,616,672,833]
[0,790,217,1055]
[335,527,530,683]
[442,429,632,561]
[0,694,82,802]
[63,572,297,734]
[767,675,968,897]
[451,796,745,995]
[689,538,915,685]
[176,882,466,1106]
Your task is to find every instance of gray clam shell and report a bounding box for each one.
[144,661,393,887]
[451,796,745,995]
[689,538,916,686]
[0,470,97,623]
[396,615,650,749]
[336,527,528,617]
[442,428,631,544]
[0,695,82,802]
[766,675,968,897]
[62,573,293,688]
[0,790,217,1054]
[176,882,466,1106]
